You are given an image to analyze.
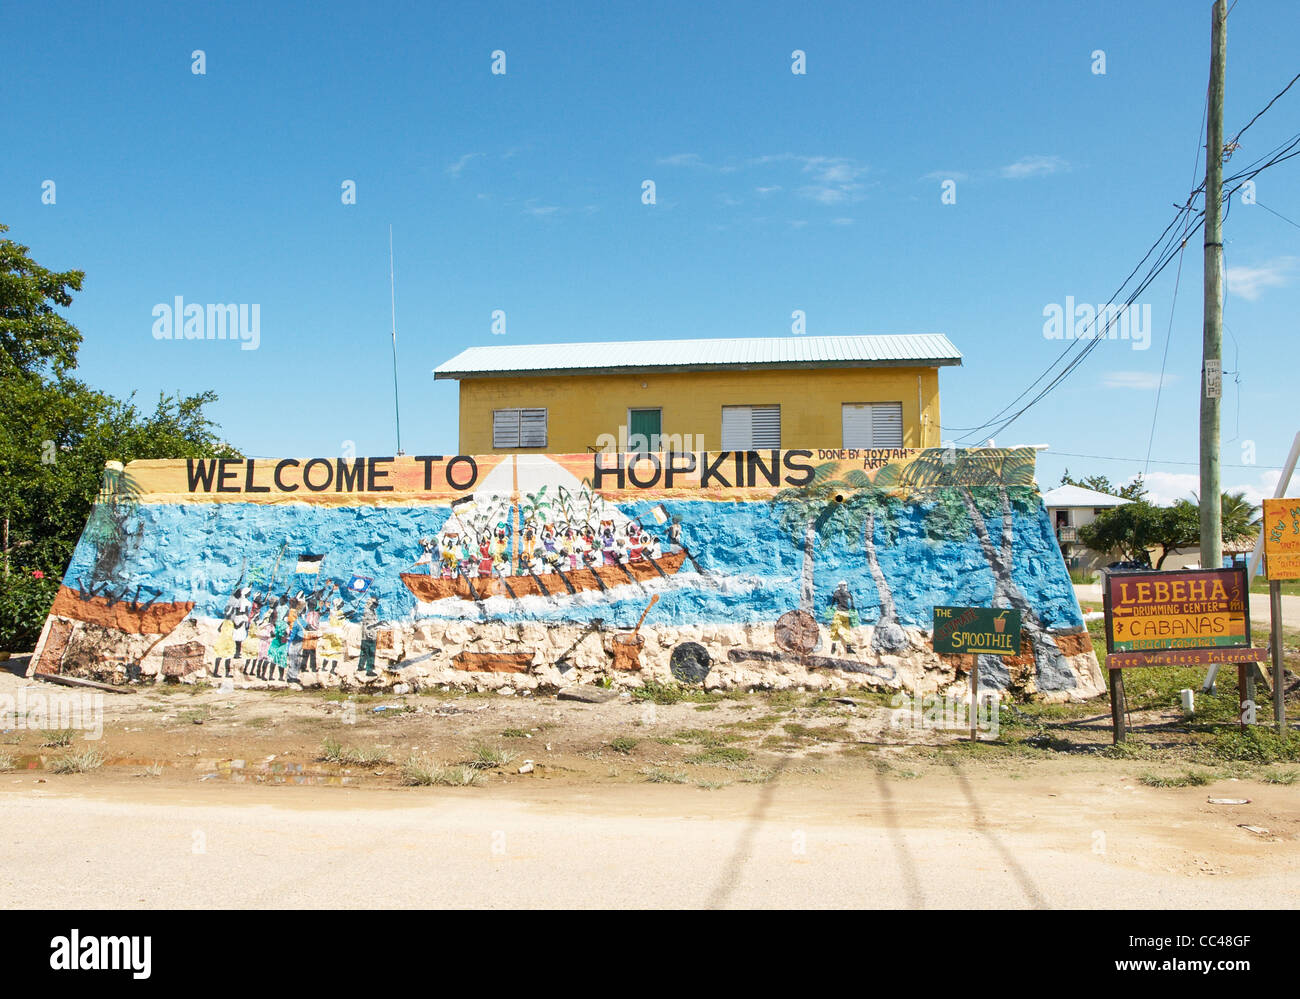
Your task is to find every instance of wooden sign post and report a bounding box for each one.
[1263,498,1300,730]
[1102,567,1260,743]
[933,606,1022,741]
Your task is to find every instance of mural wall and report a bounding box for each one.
[30,448,1104,700]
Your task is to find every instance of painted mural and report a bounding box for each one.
[29,448,1104,700]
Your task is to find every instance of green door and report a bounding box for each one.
[628,409,661,452]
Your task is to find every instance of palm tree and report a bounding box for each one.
[838,469,909,652]
[769,462,841,614]
[875,448,1074,690]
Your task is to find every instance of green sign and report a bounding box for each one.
[933,606,1022,656]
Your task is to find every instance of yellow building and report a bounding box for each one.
[434,334,961,454]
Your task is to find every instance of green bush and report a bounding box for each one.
[0,569,60,651]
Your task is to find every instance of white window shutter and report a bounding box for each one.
[842,404,872,448]
[871,402,903,447]
[519,408,547,448]
[493,409,521,448]
[721,406,751,450]
[843,402,903,448]
[750,405,781,448]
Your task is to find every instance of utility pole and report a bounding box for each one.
[1199,0,1226,572]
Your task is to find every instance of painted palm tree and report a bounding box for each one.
[769,462,842,614]
[837,469,909,652]
[874,448,1074,689]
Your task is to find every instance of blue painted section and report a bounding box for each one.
[61,495,1083,632]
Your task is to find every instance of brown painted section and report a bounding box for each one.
[452,651,532,673]
[1053,630,1093,657]
[161,640,207,677]
[609,633,644,671]
[50,586,194,635]
[33,619,73,675]
[401,551,687,603]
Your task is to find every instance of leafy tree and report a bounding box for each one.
[0,224,84,376]
[1059,468,1147,501]
[0,223,238,647]
[1078,501,1197,569]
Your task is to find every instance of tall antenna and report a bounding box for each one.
[389,224,404,456]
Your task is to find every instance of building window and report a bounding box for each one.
[627,408,662,453]
[492,408,547,448]
[721,405,780,450]
[842,402,903,448]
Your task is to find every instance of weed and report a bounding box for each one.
[609,736,638,755]
[501,728,530,738]
[1139,771,1211,788]
[318,739,391,766]
[49,749,104,774]
[40,729,75,748]
[685,746,750,765]
[0,751,14,771]
[641,767,689,784]
[464,743,517,770]
[1262,769,1297,785]
[400,756,481,787]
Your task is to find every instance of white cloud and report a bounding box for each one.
[1000,155,1069,180]
[1102,371,1177,390]
[658,152,705,167]
[754,185,782,196]
[1227,256,1298,300]
[446,153,482,177]
[922,169,969,182]
[523,203,560,217]
[1128,469,1280,509]
[831,217,854,226]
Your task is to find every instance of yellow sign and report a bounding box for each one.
[1263,497,1300,581]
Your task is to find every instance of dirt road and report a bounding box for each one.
[2,771,1295,909]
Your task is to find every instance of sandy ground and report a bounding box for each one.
[2,767,1296,909]
[1,656,1297,909]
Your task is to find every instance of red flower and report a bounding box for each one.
[32,570,45,579]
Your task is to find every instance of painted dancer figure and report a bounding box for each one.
[600,520,617,565]
[413,537,438,576]
[666,516,684,552]
[827,580,856,656]
[300,593,322,673]
[492,523,510,576]
[540,523,560,573]
[357,596,381,676]
[438,531,461,578]
[477,530,494,578]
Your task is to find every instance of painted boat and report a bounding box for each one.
[401,550,687,602]
[49,585,195,635]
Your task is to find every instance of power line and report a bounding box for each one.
[1253,200,1300,230]
[1144,238,1188,475]
[949,80,1300,445]
[1046,449,1280,470]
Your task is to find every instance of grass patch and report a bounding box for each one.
[693,704,717,712]
[48,749,104,774]
[181,708,209,725]
[641,767,689,784]
[500,728,530,738]
[609,736,638,755]
[0,751,15,771]
[1261,769,1297,785]
[725,714,783,732]
[686,746,750,765]
[463,742,518,770]
[672,728,744,747]
[400,755,482,787]
[318,738,391,766]
[1202,728,1300,764]
[631,680,720,705]
[40,729,76,748]
[1139,770,1211,788]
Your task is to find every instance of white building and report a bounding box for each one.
[1040,484,1133,572]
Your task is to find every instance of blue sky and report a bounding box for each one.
[4,0,1298,505]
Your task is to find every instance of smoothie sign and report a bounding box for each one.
[1103,568,1249,653]
[933,606,1022,656]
